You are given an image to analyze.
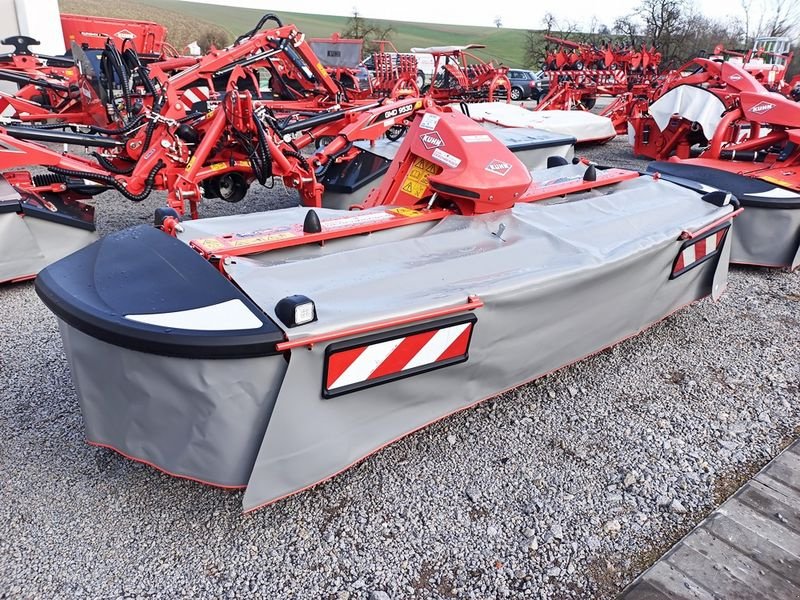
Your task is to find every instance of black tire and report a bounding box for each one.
[580,95,597,110]
[385,125,407,141]
[216,173,249,203]
[415,71,425,88]
[510,86,523,101]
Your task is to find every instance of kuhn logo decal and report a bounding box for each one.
[114,29,137,40]
[750,101,775,115]
[485,159,513,176]
[729,74,742,81]
[420,131,444,150]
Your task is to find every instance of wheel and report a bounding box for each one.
[314,135,334,149]
[385,125,407,141]
[211,173,249,203]
[510,86,523,101]
[415,70,425,88]
[580,95,597,110]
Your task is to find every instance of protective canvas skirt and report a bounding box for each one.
[454,102,617,144]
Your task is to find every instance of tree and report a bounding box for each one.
[523,30,545,68]
[196,27,231,53]
[613,15,640,47]
[342,9,394,53]
[758,0,800,37]
[494,16,502,28]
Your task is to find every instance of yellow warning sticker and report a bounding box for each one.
[209,162,227,171]
[193,238,225,251]
[229,232,295,247]
[761,175,796,189]
[389,207,424,218]
[400,156,440,199]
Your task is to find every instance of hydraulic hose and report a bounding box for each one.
[48,160,165,202]
[251,113,273,184]
[90,152,136,174]
[314,140,352,178]
[235,14,283,44]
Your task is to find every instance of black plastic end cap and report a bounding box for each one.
[583,164,597,182]
[701,190,739,209]
[546,156,569,169]
[154,207,180,227]
[303,209,322,234]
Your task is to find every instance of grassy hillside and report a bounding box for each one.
[60,0,532,67]
[58,0,227,51]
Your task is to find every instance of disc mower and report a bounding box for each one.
[33,104,739,511]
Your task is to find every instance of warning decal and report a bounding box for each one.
[400,156,441,199]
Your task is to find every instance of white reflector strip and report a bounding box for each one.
[1,104,16,117]
[705,235,716,256]
[125,298,263,331]
[681,243,696,266]
[748,187,800,199]
[330,337,405,390]
[402,322,470,371]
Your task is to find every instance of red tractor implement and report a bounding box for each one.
[60,13,178,57]
[537,36,661,134]
[628,58,796,160]
[412,45,510,104]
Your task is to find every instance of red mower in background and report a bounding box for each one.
[708,36,797,95]
[636,57,800,269]
[309,36,420,100]
[536,36,661,133]
[0,15,427,222]
[60,13,180,57]
[629,57,799,161]
[412,45,510,103]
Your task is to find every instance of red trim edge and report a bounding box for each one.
[276,295,484,351]
[86,440,247,490]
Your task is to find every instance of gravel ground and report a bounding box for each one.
[1,136,799,599]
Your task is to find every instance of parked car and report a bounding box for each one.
[532,70,551,101]
[507,69,538,101]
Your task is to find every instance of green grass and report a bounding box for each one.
[65,0,536,67]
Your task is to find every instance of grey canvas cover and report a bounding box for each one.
[308,41,362,68]
[0,211,98,282]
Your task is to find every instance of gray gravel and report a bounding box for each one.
[2,136,799,599]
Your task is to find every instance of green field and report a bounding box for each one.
[61,0,533,67]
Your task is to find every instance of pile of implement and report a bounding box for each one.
[2,14,798,512]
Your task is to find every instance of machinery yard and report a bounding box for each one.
[1,138,799,598]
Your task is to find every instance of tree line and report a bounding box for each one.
[523,0,800,75]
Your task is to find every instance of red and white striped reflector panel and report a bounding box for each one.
[671,225,729,279]
[323,316,476,398]
[180,86,211,105]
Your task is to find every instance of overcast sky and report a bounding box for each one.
[175,0,759,30]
